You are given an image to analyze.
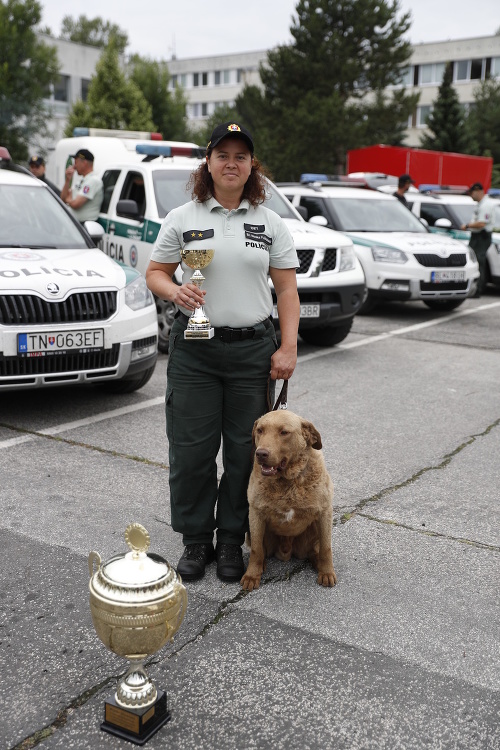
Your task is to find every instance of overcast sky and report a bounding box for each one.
[40,0,500,60]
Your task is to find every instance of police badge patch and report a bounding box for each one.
[244,223,272,245]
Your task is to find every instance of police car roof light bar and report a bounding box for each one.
[135,144,205,159]
[73,128,163,140]
[419,184,469,194]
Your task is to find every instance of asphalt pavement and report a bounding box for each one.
[1,295,499,750]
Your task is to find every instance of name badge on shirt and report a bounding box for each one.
[182,229,215,243]
[244,223,272,246]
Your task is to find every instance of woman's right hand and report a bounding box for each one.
[171,282,206,311]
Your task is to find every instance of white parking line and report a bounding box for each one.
[1,301,499,450]
[0,396,165,450]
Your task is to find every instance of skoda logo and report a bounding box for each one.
[46,282,60,295]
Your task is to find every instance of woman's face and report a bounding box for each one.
[207,137,253,196]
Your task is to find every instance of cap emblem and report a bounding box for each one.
[227,124,241,132]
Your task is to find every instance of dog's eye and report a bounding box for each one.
[280,430,289,436]
[255,427,263,434]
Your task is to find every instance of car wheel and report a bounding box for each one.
[98,366,156,394]
[357,290,379,315]
[156,297,177,353]
[299,319,353,347]
[423,299,466,312]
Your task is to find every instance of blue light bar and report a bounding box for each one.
[488,188,500,197]
[136,144,173,156]
[300,173,329,183]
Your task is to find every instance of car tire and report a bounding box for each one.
[156,297,177,353]
[357,290,379,315]
[98,366,156,394]
[299,319,353,346]
[423,299,466,311]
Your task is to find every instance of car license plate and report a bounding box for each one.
[273,304,320,318]
[430,270,466,283]
[18,329,104,355]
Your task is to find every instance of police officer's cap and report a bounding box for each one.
[468,182,483,193]
[207,122,254,155]
[29,155,45,167]
[70,149,95,162]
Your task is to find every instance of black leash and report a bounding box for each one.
[267,377,288,411]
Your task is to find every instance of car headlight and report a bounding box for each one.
[338,245,356,272]
[371,245,408,263]
[125,275,154,310]
[468,247,478,263]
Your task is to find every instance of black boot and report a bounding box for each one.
[176,544,215,581]
[216,543,244,582]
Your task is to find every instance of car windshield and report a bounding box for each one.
[327,196,428,233]
[449,204,474,225]
[0,183,89,248]
[264,182,298,219]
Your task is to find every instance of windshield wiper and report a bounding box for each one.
[0,244,58,248]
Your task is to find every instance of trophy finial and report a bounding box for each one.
[125,523,150,554]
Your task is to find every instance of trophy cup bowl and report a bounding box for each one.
[88,523,187,744]
[180,247,215,339]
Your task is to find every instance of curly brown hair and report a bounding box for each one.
[188,155,271,207]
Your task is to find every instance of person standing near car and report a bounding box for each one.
[460,182,495,297]
[146,122,300,583]
[28,156,60,196]
[394,174,415,208]
[60,149,103,222]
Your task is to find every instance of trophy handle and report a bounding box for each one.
[171,582,188,640]
[88,551,101,579]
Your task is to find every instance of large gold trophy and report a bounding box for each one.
[88,523,187,745]
[180,248,215,339]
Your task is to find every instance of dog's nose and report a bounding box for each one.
[255,448,269,460]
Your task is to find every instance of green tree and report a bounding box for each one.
[0,0,59,161]
[419,62,469,152]
[192,103,240,149]
[466,78,500,186]
[129,55,190,141]
[64,40,154,135]
[60,15,128,53]
[235,0,417,180]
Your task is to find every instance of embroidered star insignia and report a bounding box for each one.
[198,232,203,237]
[191,232,196,238]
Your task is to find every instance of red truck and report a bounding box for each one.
[346,144,493,191]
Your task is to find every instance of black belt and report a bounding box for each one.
[176,311,273,342]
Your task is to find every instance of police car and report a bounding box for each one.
[404,188,500,288]
[94,144,366,349]
[0,149,158,392]
[280,178,480,313]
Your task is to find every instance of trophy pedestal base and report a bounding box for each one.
[101,690,170,745]
[184,327,214,340]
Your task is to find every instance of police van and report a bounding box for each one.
[59,137,366,352]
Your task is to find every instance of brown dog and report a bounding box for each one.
[240,410,336,591]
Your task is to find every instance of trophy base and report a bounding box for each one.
[184,327,214,340]
[101,690,170,745]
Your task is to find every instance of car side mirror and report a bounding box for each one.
[419,217,429,227]
[117,199,143,221]
[309,215,328,227]
[434,217,452,229]
[83,220,105,244]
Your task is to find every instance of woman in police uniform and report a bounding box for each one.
[146,122,300,583]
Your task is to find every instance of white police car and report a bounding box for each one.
[280,178,480,313]
[96,145,366,349]
[0,150,158,392]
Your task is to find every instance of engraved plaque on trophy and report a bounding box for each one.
[180,248,215,339]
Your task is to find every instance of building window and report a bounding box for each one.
[180,74,187,87]
[470,58,483,80]
[54,74,70,102]
[223,70,231,84]
[455,60,469,81]
[202,72,208,86]
[419,62,445,84]
[171,74,177,88]
[193,73,199,87]
[81,78,90,101]
[398,66,413,86]
[492,57,500,77]
[417,105,432,127]
[201,103,208,117]
[214,70,221,85]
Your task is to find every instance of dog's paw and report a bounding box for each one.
[317,570,337,587]
[240,572,262,591]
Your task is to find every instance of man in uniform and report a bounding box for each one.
[460,182,495,297]
[394,174,415,208]
[28,156,60,196]
[60,149,103,223]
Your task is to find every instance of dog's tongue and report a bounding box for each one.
[261,465,278,476]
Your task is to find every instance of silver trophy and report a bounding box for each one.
[180,248,215,339]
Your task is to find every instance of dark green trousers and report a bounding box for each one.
[166,317,277,546]
[469,231,492,293]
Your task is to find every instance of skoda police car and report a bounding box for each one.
[93,143,365,350]
[0,149,158,392]
[280,177,480,313]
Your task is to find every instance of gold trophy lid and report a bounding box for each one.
[100,524,172,588]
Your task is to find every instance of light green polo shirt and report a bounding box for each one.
[150,197,299,328]
[69,172,104,222]
[471,195,496,233]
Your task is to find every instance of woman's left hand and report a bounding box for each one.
[270,346,297,381]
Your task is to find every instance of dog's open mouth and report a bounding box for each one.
[258,458,287,476]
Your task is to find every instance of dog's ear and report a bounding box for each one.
[251,418,260,449]
[301,420,322,449]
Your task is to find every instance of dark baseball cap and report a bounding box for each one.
[207,122,254,154]
[70,149,94,162]
[29,155,45,167]
[468,182,483,193]
[398,174,415,186]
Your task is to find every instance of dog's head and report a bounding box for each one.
[252,410,322,477]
